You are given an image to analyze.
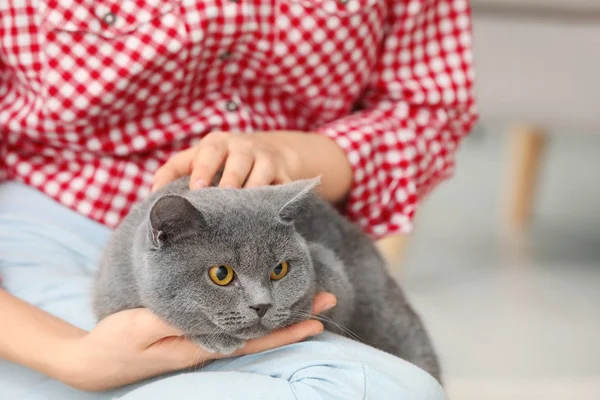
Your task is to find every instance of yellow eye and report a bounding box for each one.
[270,261,289,281]
[208,265,234,286]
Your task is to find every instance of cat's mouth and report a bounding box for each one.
[223,318,292,340]
[204,308,301,339]
[184,321,270,342]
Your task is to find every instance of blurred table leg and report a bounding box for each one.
[376,234,410,273]
[504,124,548,231]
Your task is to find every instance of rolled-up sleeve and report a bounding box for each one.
[316,0,478,238]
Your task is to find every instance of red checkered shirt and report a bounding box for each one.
[0,0,477,238]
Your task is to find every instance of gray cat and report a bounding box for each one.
[92,177,441,381]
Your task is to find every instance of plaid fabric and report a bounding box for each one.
[0,0,477,238]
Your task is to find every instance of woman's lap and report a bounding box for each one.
[0,182,446,400]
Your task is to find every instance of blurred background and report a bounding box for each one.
[388,1,600,399]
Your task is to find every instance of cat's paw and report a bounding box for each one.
[192,334,246,355]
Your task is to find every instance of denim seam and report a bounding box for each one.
[289,380,300,400]
[361,364,367,400]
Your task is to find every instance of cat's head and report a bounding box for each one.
[137,178,320,351]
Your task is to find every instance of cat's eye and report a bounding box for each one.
[209,265,234,286]
[270,261,289,281]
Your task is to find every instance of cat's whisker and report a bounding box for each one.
[187,344,200,374]
[287,309,364,344]
[312,315,364,344]
[282,310,363,365]
[190,347,205,373]
[189,325,222,373]
[190,319,211,332]
[195,336,218,372]
[204,327,222,353]
[282,312,350,337]
[296,311,360,341]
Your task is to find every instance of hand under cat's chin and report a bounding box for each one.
[190,325,277,354]
[190,334,247,355]
[184,324,256,354]
[189,313,303,354]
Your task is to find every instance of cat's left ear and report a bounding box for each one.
[278,177,321,223]
[149,195,206,247]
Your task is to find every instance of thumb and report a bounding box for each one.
[152,147,197,192]
[311,292,337,315]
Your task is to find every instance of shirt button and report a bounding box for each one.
[219,51,233,61]
[226,101,239,112]
[102,12,117,25]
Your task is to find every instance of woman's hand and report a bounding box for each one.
[58,292,336,392]
[152,132,298,191]
[151,131,353,204]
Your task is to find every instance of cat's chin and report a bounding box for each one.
[229,324,271,340]
[190,334,246,355]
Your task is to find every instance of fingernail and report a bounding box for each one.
[192,179,207,190]
[322,303,336,312]
[310,324,325,336]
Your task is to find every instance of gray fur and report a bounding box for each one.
[92,178,441,381]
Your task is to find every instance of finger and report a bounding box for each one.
[243,155,276,188]
[231,320,324,357]
[189,137,228,190]
[273,170,293,185]
[152,147,197,192]
[311,292,337,315]
[219,148,255,188]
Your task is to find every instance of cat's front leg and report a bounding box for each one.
[191,334,246,355]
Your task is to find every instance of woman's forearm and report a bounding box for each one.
[257,132,353,204]
[0,289,84,380]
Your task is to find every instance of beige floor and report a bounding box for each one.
[395,130,600,399]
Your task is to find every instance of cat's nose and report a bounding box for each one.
[249,303,271,318]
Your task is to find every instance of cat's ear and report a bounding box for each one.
[278,177,321,223]
[149,195,206,247]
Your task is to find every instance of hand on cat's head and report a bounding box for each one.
[151,131,297,192]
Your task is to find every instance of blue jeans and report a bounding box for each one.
[0,182,446,400]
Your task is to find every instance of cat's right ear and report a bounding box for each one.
[278,177,321,224]
[149,195,206,247]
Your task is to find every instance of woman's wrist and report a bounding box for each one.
[0,289,88,386]
[50,335,94,389]
[257,131,353,203]
[27,323,89,387]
